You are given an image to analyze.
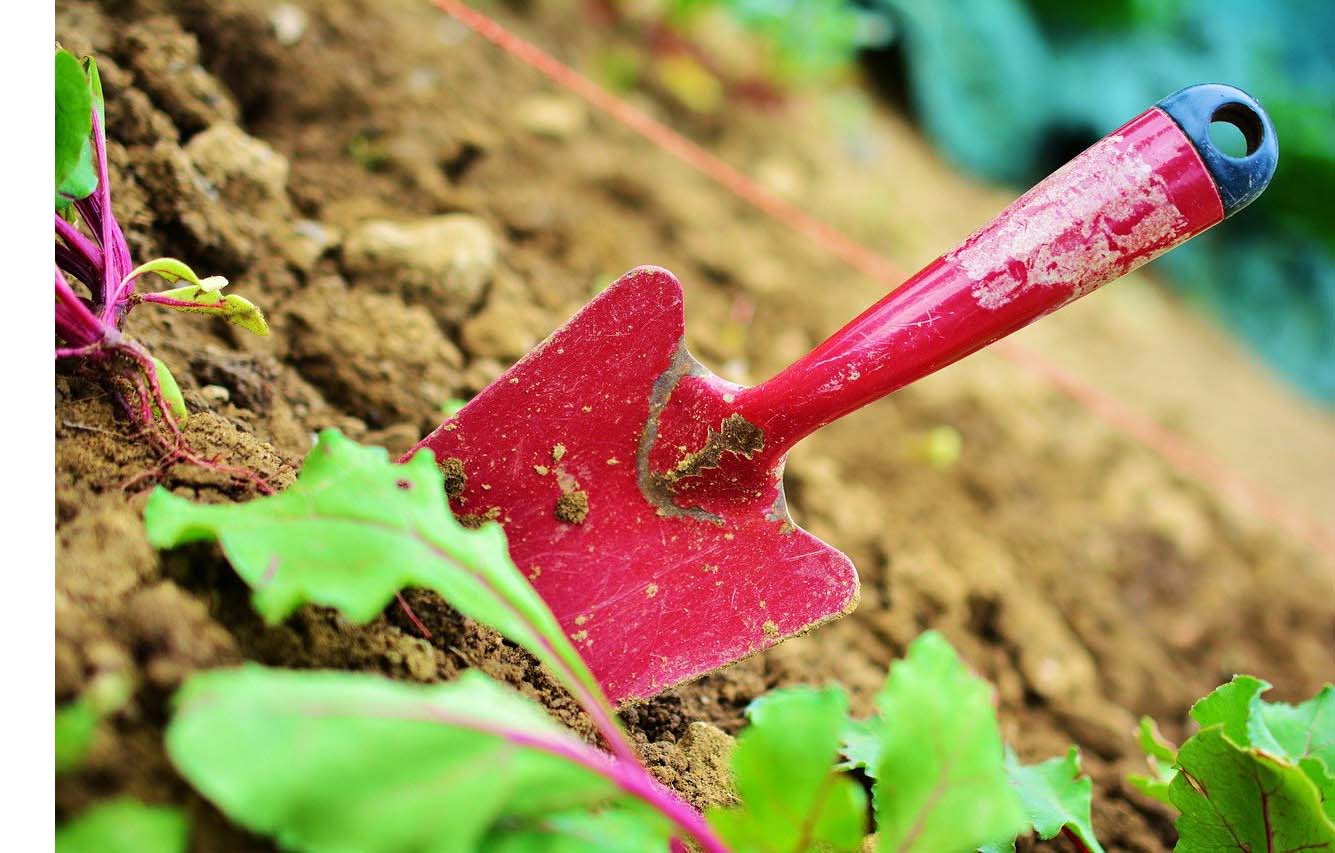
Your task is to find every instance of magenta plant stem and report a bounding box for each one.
[523,733,729,853]
[534,633,641,766]
[407,707,730,853]
[136,293,211,310]
[55,268,109,349]
[55,212,103,270]
[88,112,133,324]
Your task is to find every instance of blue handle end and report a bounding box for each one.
[1157,83,1278,218]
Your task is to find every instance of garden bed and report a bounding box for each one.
[54,1,1333,850]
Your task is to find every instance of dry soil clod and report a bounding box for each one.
[660,413,764,488]
[439,457,467,498]
[554,490,589,525]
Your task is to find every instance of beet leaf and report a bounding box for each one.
[143,429,643,761]
[1171,726,1335,851]
[55,799,187,853]
[145,431,603,713]
[1128,676,1335,847]
[54,698,98,775]
[979,747,1104,853]
[869,631,1026,852]
[54,49,94,206]
[1247,684,1334,793]
[166,666,673,852]
[1127,716,1178,805]
[707,686,867,852]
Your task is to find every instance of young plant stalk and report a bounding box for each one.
[54,51,271,492]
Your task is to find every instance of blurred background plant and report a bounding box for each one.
[597,0,1335,403]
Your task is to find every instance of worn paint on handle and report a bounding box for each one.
[650,107,1226,490]
[410,103,1234,704]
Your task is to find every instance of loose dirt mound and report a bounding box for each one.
[56,2,1332,850]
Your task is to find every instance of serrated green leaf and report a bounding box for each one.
[838,714,885,777]
[1189,675,1270,746]
[1249,684,1335,822]
[1300,756,1335,823]
[707,685,867,852]
[137,267,270,336]
[1127,716,1178,806]
[166,666,667,853]
[55,49,93,192]
[150,357,189,425]
[142,430,605,717]
[56,798,188,853]
[1001,747,1105,853]
[125,257,213,288]
[1137,715,1178,763]
[872,631,1027,853]
[55,698,99,773]
[1127,771,1175,807]
[1248,685,1335,773]
[1171,725,1335,852]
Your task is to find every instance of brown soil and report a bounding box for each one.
[55,1,1333,851]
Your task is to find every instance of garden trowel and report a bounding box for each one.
[408,84,1276,702]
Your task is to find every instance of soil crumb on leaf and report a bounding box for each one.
[554,490,589,524]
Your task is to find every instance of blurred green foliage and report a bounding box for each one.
[676,0,1333,400]
[664,0,889,84]
[876,0,1335,401]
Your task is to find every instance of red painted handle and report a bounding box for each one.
[734,107,1225,462]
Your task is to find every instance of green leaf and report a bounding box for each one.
[484,809,672,852]
[127,259,269,336]
[1170,725,1335,852]
[142,430,606,717]
[1248,685,1335,773]
[1127,768,1175,807]
[1137,715,1178,763]
[707,685,867,852]
[1248,684,1335,822]
[872,631,1027,852]
[57,141,98,209]
[1127,716,1178,806]
[1189,675,1270,746]
[155,289,271,337]
[124,257,217,289]
[84,56,104,128]
[56,674,133,774]
[55,698,99,773]
[166,666,668,852]
[1000,747,1104,853]
[55,49,93,192]
[150,357,189,425]
[56,799,188,853]
[838,714,885,778]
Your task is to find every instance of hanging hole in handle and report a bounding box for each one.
[1157,83,1278,217]
[1209,102,1265,158]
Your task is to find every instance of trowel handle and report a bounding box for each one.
[736,84,1276,457]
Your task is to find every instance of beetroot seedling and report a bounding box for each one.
[147,434,1104,852]
[1131,676,1335,851]
[54,49,271,491]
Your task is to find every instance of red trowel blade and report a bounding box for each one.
[410,267,858,703]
